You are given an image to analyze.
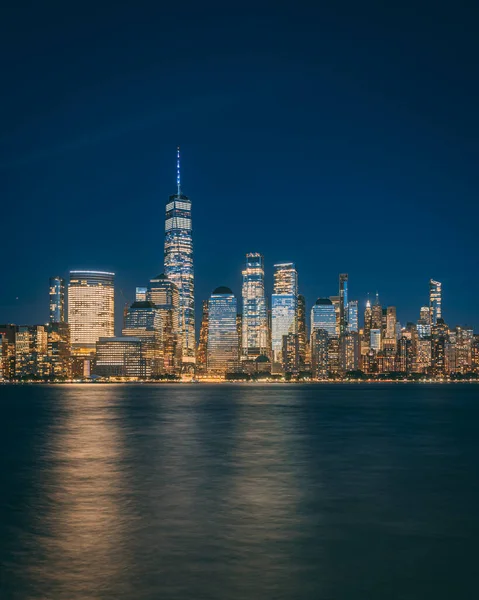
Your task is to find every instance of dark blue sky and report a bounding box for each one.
[1,2,478,331]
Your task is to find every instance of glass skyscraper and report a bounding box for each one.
[122,300,163,376]
[164,147,195,366]
[49,276,65,323]
[207,287,239,374]
[311,298,337,337]
[429,279,442,326]
[68,270,115,354]
[241,253,268,358]
[347,300,359,333]
[271,263,298,368]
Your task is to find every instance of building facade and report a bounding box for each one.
[241,253,268,359]
[49,276,65,323]
[68,271,115,354]
[207,287,239,374]
[271,263,298,369]
[429,279,442,326]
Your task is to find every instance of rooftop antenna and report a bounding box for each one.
[176,145,181,196]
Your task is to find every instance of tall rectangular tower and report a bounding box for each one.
[339,273,348,336]
[68,271,115,354]
[271,263,298,369]
[164,147,195,366]
[429,279,442,326]
[49,276,65,323]
[241,253,268,359]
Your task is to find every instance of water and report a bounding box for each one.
[1,383,478,599]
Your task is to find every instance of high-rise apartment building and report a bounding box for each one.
[417,306,431,338]
[164,147,195,366]
[49,276,65,323]
[68,271,115,354]
[271,263,298,369]
[241,253,268,359]
[429,279,442,326]
[207,287,239,374]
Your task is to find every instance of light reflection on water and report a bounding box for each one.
[1,384,479,599]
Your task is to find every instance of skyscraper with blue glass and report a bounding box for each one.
[207,287,239,374]
[164,147,195,367]
[311,298,338,337]
[49,276,65,323]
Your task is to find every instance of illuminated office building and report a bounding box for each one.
[341,332,359,372]
[297,294,307,367]
[135,287,148,302]
[363,297,372,344]
[164,147,195,366]
[241,253,268,359]
[47,322,71,379]
[347,300,359,333]
[311,298,337,337]
[95,337,145,378]
[417,306,431,338]
[0,325,17,380]
[207,287,239,374]
[282,333,300,375]
[431,318,448,377]
[271,263,298,369]
[196,300,209,373]
[15,325,48,378]
[122,300,163,377]
[311,329,329,380]
[339,273,348,335]
[415,338,432,373]
[429,279,442,326]
[147,274,180,374]
[370,328,382,352]
[49,276,65,323]
[68,271,115,354]
[371,293,382,331]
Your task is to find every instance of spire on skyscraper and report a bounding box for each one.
[374,291,380,305]
[176,145,181,196]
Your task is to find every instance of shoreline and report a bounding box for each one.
[1,379,478,385]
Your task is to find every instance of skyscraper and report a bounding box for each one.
[347,300,359,333]
[297,294,307,367]
[207,287,239,374]
[164,147,195,367]
[339,273,348,335]
[122,300,163,377]
[429,279,442,326]
[363,297,372,345]
[271,263,298,369]
[196,300,209,373]
[371,292,382,331]
[49,276,65,323]
[241,253,268,359]
[311,298,337,337]
[68,271,115,354]
[147,274,180,374]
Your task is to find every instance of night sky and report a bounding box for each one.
[1,2,478,331]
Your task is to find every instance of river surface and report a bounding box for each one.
[1,383,478,599]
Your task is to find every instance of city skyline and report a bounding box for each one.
[1,6,478,332]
